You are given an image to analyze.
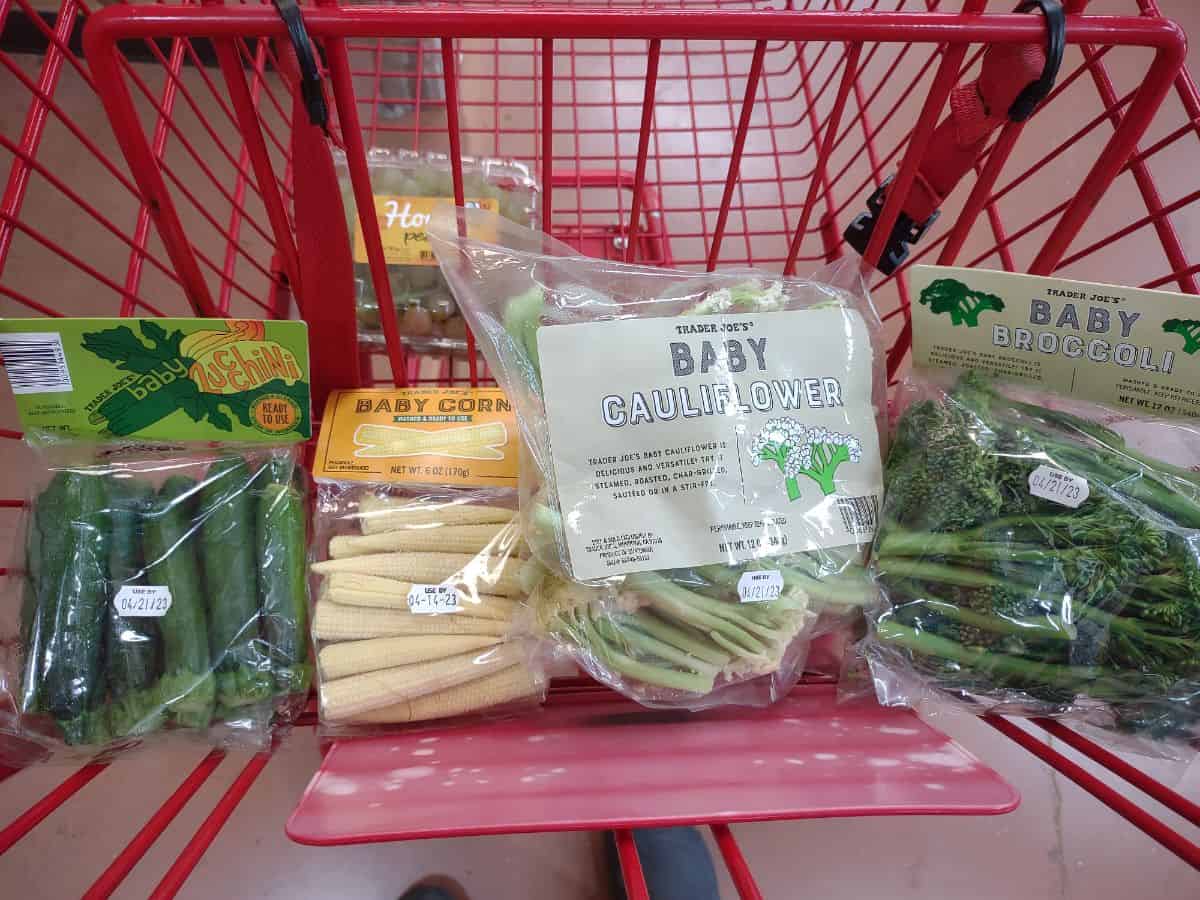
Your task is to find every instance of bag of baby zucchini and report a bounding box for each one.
[864,266,1200,751]
[309,387,546,734]
[337,148,539,352]
[428,209,885,709]
[0,318,312,761]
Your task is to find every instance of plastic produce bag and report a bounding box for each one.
[865,371,1200,747]
[311,485,546,731]
[430,209,886,709]
[337,149,539,351]
[2,448,310,760]
[309,387,545,734]
[0,316,313,762]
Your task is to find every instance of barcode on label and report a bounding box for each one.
[836,494,879,536]
[0,332,73,394]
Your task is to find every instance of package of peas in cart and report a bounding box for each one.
[309,387,546,736]
[336,148,539,353]
[428,208,886,710]
[862,266,1200,753]
[0,318,312,762]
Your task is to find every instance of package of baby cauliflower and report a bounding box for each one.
[428,208,887,709]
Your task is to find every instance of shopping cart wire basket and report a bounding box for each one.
[1,1,1199,896]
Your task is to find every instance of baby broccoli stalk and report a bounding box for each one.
[874,371,1200,735]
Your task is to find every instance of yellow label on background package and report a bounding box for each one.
[352,196,500,265]
[910,265,1200,418]
[313,388,518,486]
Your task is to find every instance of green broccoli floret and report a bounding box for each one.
[883,395,1001,531]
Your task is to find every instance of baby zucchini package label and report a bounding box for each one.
[0,318,311,443]
[353,196,500,266]
[537,308,884,580]
[910,265,1200,417]
[313,387,518,487]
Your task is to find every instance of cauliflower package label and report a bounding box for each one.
[536,306,884,580]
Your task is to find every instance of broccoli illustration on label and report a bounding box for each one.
[1161,318,1200,355]
[750,417,862,501]
[919,277,1005,328]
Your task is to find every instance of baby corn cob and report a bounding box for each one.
[328,522,517,558]
[318,634,500,680]
[357,495,514,534]
[350,663,543,724]
[353,422,506,457]
[321,643,526,719]
[311,551,526,596]
[312,602,509,640]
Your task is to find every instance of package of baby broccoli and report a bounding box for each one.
[337,149,539,352]
[428,207,885,709]
[863,265,1200,753]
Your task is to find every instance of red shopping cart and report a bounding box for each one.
[1,1,1199,897]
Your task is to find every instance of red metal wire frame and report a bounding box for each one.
[81,750,227,900]
[784,41,860,275]
[0,132,181,291]
[706,39,765,272]
[84,15,1181,242]
[148,750,273,900]
[440,36,480,386]
[221,39,271,314]
[710,824,764,900]
[542,37,555,236]
[0,284,64,318]
[315,11,408,387]
[614,829,650,900]
[876,56,1135,293]
[1030,719,1200,829]
[936,122,1023,268]
[0,762,108,855]
[1058,43,1198,294]
[984,717,1200,870]
[212,39,303,304]
[122,36,185,318]
[625,39,660,265]
[0,0,80,275]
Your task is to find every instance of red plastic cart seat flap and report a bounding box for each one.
[286,683,1018,845]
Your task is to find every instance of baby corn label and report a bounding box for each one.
[353,196,500,266]
[910,265,1200,417]
[313,387,518,486]
[0,318,310,443]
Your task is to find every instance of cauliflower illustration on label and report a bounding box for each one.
[750,417,862,501]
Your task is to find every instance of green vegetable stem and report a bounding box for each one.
[872,370,1200,739]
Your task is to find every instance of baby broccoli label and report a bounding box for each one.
[0,318,310,443]
[536,307,883,580]
[911,265,1200,418]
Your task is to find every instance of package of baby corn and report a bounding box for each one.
[309,387,546,734]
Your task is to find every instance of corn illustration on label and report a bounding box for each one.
[313,387,518,486]
[0,317,310,443]
[352,196,500,266]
